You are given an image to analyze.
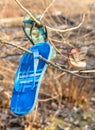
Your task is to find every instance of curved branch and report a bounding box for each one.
[15,0,41,26]
[46,14,85,32]
[14,0,85,32]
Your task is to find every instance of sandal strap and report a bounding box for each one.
[14,49,39,92]
[23,18,47,44]
[32,48,39,90]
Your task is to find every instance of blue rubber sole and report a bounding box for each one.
[10,42,52,116]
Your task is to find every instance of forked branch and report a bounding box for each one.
[14,0,85,33]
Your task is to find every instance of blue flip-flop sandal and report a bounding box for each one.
[23,15,56,59]
[10,42,52,116]
[23,14,47,45]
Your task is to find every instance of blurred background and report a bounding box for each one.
[0,0,95,130]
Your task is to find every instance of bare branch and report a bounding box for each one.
[1,38,95,79]
[55,69,95,79]
[14,0,85,33]
[73,69,95,73]
[0,38,33,55]
[46,14,85,32]
[49,38,68,59]
[40,0,55,20]
[38,95,59,102]
[14,0,41,26]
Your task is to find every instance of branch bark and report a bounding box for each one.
[0,38,95,79]
[14,0,85,33]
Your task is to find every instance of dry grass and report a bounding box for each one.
[40,66,92,108]
[0,0,94,18]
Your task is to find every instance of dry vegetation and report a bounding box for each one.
[0,0,95,130]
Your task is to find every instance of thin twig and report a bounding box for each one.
[55,69,95,79]
[40,0,55,20]
[40,55,95,79]
[46,14,85,32]
[32,102,38,122]
[73,69,95,73]
[49,38,68,59]
[38,95,59,102]
[1,38,95,79]
[0,39,33,55]
[14,0,41,26]
[14,0,85,32]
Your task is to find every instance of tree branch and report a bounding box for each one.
[15,0,41,26]
[14,0,85,32]
[40,0,55,20]
[0,38,95,79]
